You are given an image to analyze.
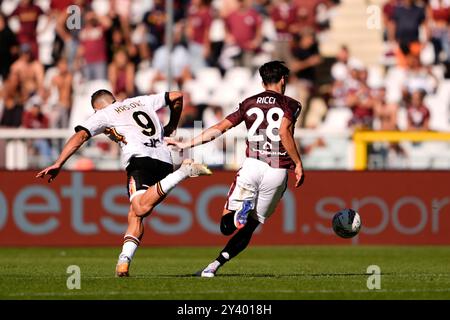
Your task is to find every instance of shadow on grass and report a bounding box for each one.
[157,272,396,278]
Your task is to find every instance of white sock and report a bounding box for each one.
[119,234,140,261]
[158,169,189,194]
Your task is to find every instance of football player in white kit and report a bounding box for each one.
[166,61,305,277]
[36,89,212,277]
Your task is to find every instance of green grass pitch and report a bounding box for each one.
[1,246,449,300]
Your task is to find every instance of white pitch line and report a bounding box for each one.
[4,273,450,280]
[6,288,450,297]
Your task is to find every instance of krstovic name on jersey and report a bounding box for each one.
[113,100,144,113]
[75,93,172,168]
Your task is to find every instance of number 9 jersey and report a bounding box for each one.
[225,90,302,170]
[74,92,173,168]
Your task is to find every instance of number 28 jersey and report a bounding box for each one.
[75,93,172,168]
[226,90,302,170]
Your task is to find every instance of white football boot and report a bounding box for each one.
[180,159,212,177]
[198,261,221,278]
[115,255,131,277]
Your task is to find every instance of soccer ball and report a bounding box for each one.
[332,209,362,238]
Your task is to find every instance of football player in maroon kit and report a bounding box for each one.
[166,61,305,277]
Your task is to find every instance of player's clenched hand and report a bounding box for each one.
[164,137,187,150]
[294,165,305,188]
[36,163,61,183]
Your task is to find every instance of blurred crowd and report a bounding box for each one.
[0,0,339,130]
[0,0,448,168]
[328,0,447,133]
[320,0,449,166]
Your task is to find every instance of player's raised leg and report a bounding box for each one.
[116,159,211,277]
[130,159,212,218]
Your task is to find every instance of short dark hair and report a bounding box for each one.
[91,89,115,108]
[259,61,290,85]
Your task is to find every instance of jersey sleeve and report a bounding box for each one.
[225,103,244,126]
[74,111,108,138]
[282,98,302,122]
[142,92,170,112]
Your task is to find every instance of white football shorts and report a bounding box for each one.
[225,157,288,223]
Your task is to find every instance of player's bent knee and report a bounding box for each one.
[134,210,145,218]
[136,208,153,218]
[128,207,137,218]
[220,224,235,236]
[131,196,154,217]
[220,212,236,236]
[132,204,154,217]
[141,208,154,218]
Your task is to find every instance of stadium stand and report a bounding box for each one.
[0,0,449,170]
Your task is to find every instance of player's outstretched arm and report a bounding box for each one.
[166,118,234,149]
[164,91,183,137]
[279,117,305,188]
[36,130,90,182]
